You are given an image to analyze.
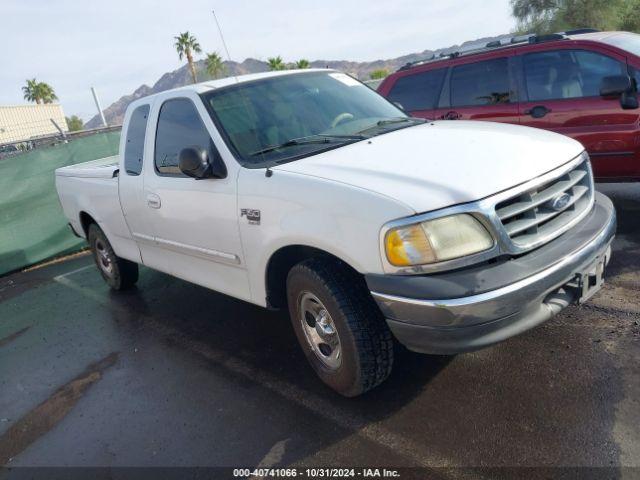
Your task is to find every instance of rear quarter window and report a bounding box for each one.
[386,68,447,111]
[123,105,150,176]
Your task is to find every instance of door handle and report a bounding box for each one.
[146,193,161,209]
[440,111,461,120]
[524,105,551,118]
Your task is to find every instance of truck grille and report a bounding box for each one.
[495,158,593,250]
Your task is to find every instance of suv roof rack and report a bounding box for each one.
[397,29,600,72]
[563,28,600,35]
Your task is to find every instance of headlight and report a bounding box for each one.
[384,214,494,267]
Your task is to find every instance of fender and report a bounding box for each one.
[236,168,414,306]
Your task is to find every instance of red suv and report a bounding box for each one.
[378,30,640,182]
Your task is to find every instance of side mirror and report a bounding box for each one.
[178,145,227,179]
[600,75,632,97]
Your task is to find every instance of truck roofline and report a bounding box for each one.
[128,68,338,106]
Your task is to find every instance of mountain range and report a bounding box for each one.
[85,34,508,129]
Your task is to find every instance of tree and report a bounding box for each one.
[618,0,640,31]
[22,79,58,104]
[22,79,41,104]
[369,69,389,80]
[509,0,630,34]
[66,115,84,132]
[174,31,202,83]
[295,59,310,69]
[267,56,286,71]
[38,83,58,104]
[205,52,227,79]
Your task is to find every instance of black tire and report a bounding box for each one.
[286,257,393,397]
[88,223,138,291]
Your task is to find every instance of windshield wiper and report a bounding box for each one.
[354,117,426,135]
[249,134,367,157]
[375,117,426,127]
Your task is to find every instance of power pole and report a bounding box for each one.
[91,87,108,127]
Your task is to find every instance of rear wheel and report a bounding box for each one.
[286,258,393,397]
[88,223,138,290]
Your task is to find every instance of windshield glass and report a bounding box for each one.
[601,32,640,57]
[201,71,408,167]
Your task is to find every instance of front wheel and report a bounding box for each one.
[88,223,138,290]
[286,258,393,397]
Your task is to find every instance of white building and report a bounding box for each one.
[0,104,68,144]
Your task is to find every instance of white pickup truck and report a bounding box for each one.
[56,70,616,396]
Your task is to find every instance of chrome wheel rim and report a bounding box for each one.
[298,291,341,370]
[94,239,114,278]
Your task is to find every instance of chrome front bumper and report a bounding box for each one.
[368,192,616,354]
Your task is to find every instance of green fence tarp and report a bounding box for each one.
[0,132,121,275]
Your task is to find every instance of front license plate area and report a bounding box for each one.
[568,258,606,304]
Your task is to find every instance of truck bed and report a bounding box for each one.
[54,154,130,254]
[55,155,119,179]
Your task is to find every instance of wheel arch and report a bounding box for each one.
[264,244,362,309]
[79,211,98,237]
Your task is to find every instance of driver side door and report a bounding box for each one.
[143,94,251,301]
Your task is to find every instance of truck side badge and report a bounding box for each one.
[241,209,261,225]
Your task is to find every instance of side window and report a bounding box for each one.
[386,68,447,111]
[123,105,150,176]
[574,50,627,96]
[524,49,626,101]
[450,58,510,107]
[155,98,213,176]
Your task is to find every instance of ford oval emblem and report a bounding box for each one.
[550,193,571,211]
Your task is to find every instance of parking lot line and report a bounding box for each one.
[53,264,94,281]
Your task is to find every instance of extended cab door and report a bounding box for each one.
[517,46,640,180]
[430,54,519,123]
[118,102,162,266]
[142,92,251,301]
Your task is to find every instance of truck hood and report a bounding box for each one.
[274,121,584,213]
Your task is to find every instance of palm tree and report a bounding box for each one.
[174,31,202,83]
[295,59,310,69]
[22,78,41,104]
[205,52,227,79]
[22,79,58,104]
[267,56,286,71]
[38,82,58,103]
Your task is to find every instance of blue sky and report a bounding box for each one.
[1,0,515,120]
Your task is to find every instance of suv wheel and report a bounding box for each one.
[286,258,393,397]
[88,223,138,290]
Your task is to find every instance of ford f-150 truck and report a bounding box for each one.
[56,70,616,397]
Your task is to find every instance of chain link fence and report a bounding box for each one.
[0,124,121,160]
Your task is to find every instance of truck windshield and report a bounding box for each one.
[601,32,640,57]
[201,71,409,167]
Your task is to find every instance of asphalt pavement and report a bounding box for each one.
[0,183,638,479]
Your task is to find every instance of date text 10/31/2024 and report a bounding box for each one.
[233,468,401,478]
